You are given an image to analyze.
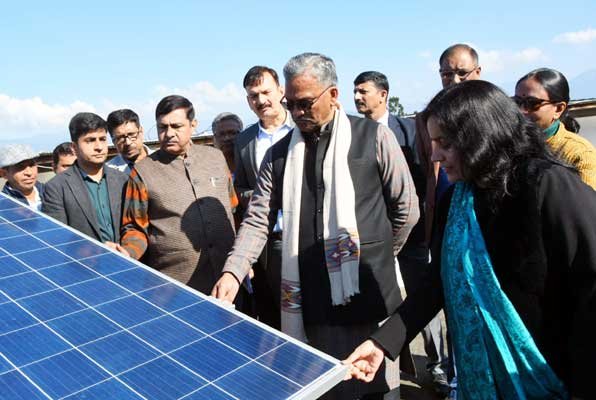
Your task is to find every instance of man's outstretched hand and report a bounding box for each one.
[342,339,385,382]
[211,272,240,303]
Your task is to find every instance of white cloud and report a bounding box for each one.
[478,47,547,73]
[512,47,544,63]
[0,81,253,149]
[553,28,596,44]
[153,81,246,115]
[0,94,96,135]
[418,50,432,59]
[150,81,251,134]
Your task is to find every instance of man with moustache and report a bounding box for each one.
[354,70,449,397]
[213,53,418,399]
[233,66,294,329]
[212,112,243,173]
[0,144,44,210]
[43,113,128,250]
[120,95,236,294]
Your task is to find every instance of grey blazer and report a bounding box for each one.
[234,123,260,209]
[42,163,128,242]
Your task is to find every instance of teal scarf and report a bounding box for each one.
[544,119,560,139]
[441,183,568,399]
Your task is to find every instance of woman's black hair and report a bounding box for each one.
[516,68,580,133]
[423,80,566,207]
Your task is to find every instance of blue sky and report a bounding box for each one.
[2,0,596,151]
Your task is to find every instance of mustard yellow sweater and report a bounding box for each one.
[547,123,596,190]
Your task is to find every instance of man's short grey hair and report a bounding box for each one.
[211,112,244,133]
[283,52,338,87]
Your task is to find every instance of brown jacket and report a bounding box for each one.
[134,145,235,293]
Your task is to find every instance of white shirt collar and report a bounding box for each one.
[376,109,390,128]
[257,109,293,135]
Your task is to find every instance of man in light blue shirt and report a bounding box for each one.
[234,66,294,329]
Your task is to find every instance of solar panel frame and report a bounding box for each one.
[0,192,347,400]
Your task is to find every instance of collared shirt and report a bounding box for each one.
[376,109,390,128]
[255,111,294,168]
[106,145,154,175]
[78,168,115,243]
[255,111,293,233]
[1,182,43,211]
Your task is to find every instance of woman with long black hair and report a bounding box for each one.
[515,68,596,189]
[344,80,596,399]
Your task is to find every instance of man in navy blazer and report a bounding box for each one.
[354,71,450,397]
[43,113,128,251]
[234,66,294,329]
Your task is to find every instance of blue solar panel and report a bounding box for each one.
[0,193,345,399]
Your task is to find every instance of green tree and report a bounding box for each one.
[388,96,405,116]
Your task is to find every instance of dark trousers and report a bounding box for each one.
[398,247,448,376]
[250,237,282,329]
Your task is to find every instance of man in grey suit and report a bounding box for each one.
[234,66,294,329]
[43,112,128,252]
[354,71,449,397]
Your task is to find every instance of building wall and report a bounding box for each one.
[577,115,596,145]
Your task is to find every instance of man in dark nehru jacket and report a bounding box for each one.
[213,53,419,399]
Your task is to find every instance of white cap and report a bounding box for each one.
[0,144,38,169]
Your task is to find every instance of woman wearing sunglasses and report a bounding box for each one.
[344,80,596,399]
[514,68,596,189]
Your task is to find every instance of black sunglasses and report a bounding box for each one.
[439,67,478,80]
[511,95,557,112]
[283,86,334,112]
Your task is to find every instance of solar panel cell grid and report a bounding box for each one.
[0,192,345,399]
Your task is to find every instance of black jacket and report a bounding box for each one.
[371,159,596,398]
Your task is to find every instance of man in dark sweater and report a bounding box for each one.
[213,53,419,399]
[354,70,449,396]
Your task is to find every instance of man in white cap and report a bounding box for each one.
[0,144,44,210]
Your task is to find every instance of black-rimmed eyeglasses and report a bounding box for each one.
[113,131,140,145]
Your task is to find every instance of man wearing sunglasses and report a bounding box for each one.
[439,44,481,88]
[213,53,418,399]
[106,109,152,175]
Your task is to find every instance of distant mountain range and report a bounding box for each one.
[570,69,596,100]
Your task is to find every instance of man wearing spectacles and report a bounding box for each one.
[438,44,481,88]
[417,43,483,242]
[213,53,418,399]
[106,109,152,175]
[416,43,483,399]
